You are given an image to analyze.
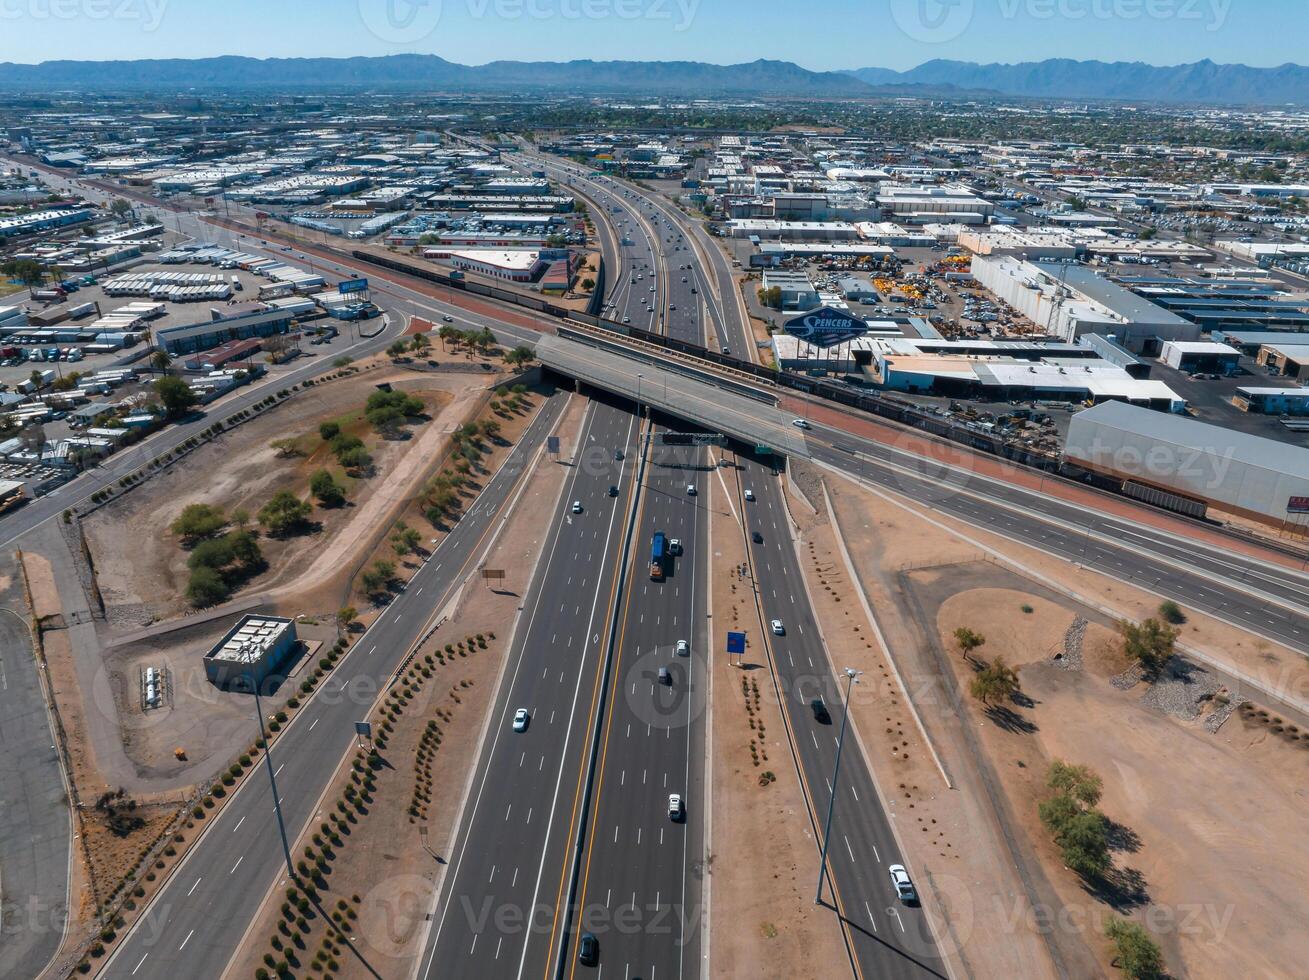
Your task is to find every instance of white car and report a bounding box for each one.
[676,639,689,656]
[685,484,696,496]
[770,619,785,636]
[512,708,530,732]
[668,793,683,819]
[744,489,755,501]
[888,864,918,904]
[791,418,811,430]
[669,538,682,556]
[572,501,583,514]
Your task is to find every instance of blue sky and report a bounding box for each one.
[0,0,1302,70]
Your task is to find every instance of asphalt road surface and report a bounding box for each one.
[416,401,642,980]
[728,452,948,980]
[100,391,568,980]
[556,434,710,980]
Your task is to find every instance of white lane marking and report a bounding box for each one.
[230,856,243,874]
[178,929,194,951]
[187,877,202,896]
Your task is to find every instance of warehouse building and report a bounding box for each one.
[1256,343,1309,381]
[204,615,298,690]
[1160,340,1241,375]
[762,270,819,311]
[156,304,297,355]
[1063,399,1309,526]
[1232,387,1309,416]
[973,256,1200,353]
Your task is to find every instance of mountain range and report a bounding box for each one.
[0,54,1307,105]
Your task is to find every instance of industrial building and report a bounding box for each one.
[1063,399,1309,526]
[972,256,1200,353]
[204,615,298,689]
[1255,343,1309,381]
[762,270,819,311]
[1232,387,1309,416]
[1160,341,1241,375]
[155,303,298,355]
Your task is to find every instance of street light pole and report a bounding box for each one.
[247,671,295,879]
[816,667,862,906]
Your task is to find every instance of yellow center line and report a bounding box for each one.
[540,416,650,979]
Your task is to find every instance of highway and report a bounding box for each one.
[556,434,710,980]
[725,451,948,980]
[801,425,1309,658]
[100,391,569,980]
[416,400,642,980]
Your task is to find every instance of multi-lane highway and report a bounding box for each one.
[416,400,641,980]
[727,450,948,978]
[101,392,570,980]
[557,434,710,980]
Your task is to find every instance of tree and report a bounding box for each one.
[1157,600,1185,625]
[480,419,502,441]
[1104,917,1164,980]
[109,198,133,219]
[581,277,596,291]
[952,626,985,660]
[151,350,173,374]
[310,469,346,508]
[391,521,422,555]
[171,503,227,544]
[757,285,782,309]
[1117,618,1177,678]
[337,606,358,629]
[410,333,430,354]
[969,656,1020,707]
[386,340,409,360]
[361,560,396,596]
[504,345,535,368]
[154,376,198,418]
[1,258,48,287]
[337,444,372,472]
[186,566,229,607]
[1047,761,1103,808]
[1038,760,1112,881]
[319,421,340,442]
[258,491,312,536]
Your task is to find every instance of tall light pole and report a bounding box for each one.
[816,667,862,906]
[247,671,295,878]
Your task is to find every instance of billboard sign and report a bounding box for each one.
[726,631,746,655]
[783,306,868,349]
[339,278,369,295]
[1288,496,1309,514]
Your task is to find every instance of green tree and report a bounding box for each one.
[309,469,346,507]
[337,444,372,472]
[969,656,1020,707]
[1104,917,1164,980]
[171,503,227,544]
[953,626,985,660]
[1047,761,1103,808]
[258,491,312,536]
[109,198,133,219]
[319,421,341,442]
[504,345,535,368]
[386,340,409,360]
[151,350,173,375]
[1157,600,1185,625]
[186,566,229,607]
[1,258,48,287]
[1117,618,1177,678]
[410,333,430,354]
[337,606,358,629]
[391,521,422,555]
[360,560,396,596]
[154,376,198,418]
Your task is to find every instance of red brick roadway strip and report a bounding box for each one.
[783,393,1309,574]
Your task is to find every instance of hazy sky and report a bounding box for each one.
[0,0,1302,70]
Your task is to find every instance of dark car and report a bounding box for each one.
[578,932,599,966]
[608,485,619,497]
[752,531,764,544]
[614,449,624,461]
[811,697,832,725]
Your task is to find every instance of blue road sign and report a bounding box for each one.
[339,277,369,295]
[546,436,560,454]
[726,631,746,655]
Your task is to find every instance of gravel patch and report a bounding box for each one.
[1051,615,1087,671]
[1140,658,1223,722]
[1110,663,1145,690]
[1204,692,1248,734]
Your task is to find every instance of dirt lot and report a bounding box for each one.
[705,456,848,980]
[226,394,582,980]
[83,363,477,626]
[815,463,1309,979]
